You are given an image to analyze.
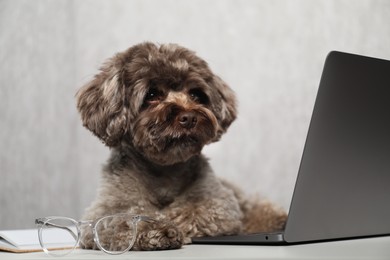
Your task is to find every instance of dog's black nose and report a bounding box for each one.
[178,112,198,129]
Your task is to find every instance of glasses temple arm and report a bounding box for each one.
[35,219,78,241]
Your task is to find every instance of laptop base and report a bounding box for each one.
[191,232,286,245]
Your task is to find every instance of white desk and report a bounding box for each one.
[0,236,389,260]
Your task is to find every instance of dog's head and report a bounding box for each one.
[76,42,236,165]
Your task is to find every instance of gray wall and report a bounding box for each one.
[1,0,390,229]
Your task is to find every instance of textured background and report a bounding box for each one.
[1,0,390,229]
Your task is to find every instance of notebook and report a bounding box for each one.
[0,228,74,253]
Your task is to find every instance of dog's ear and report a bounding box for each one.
[210,75,237,140]
[76,56,129,146]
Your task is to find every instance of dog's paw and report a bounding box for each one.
[79,228,99,250]
[80,219,142,252]
[134,221,184,251]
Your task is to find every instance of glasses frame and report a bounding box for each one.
[35,213,155,256]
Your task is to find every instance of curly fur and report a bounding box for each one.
[76,42,286,251]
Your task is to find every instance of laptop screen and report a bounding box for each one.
[285,51,390,243]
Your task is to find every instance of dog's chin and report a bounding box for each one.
[139,135,206,165]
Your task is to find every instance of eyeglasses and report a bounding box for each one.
[35,214,155,256]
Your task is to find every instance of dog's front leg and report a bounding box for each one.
[79,216,183,251]
[167,200,243,244]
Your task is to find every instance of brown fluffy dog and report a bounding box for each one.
[76,42,286,251]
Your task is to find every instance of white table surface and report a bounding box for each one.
[0,236,389,260]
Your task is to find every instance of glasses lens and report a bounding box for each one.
[94,214,137,254]
[39,217,78,256]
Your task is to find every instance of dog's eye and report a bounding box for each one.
[189,89,209,105]
[144,88,164,104]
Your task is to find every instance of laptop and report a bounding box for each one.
[192,51,390,245]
